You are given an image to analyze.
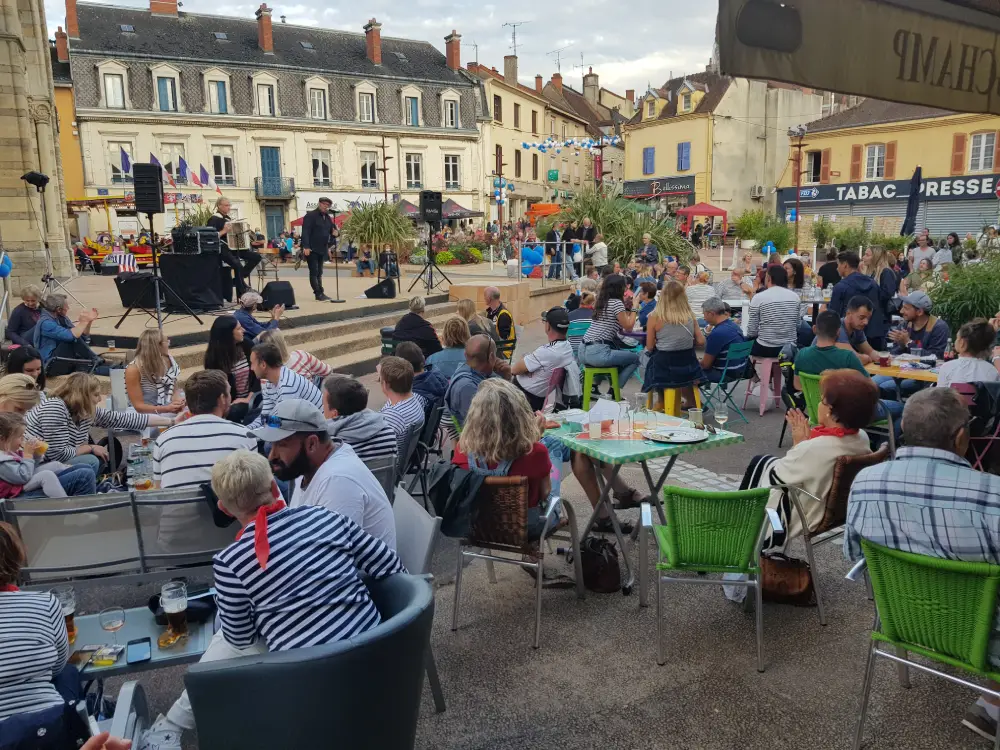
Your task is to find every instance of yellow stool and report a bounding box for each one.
[647,388,702,417]
[582,367,621,409]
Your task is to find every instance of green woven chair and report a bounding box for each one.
[640,486,782,673]
[852,540,1000,750]
[798,371,896,455]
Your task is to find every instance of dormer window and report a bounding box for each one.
[682,92,691,111]
[119,24,134,32]
[213,32,227,40]
[300,41,314,49]
[646,99,655,117]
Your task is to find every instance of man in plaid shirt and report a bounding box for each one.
[844,387,1000,742]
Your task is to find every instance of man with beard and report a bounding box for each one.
[252,399,395,549]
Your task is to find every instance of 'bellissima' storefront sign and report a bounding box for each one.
[622,176,696,198]
[779,173,1000,206]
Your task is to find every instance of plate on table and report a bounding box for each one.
[641,428,709,444]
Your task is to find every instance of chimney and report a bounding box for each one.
[256,4,273,54]
[55,26,69,62]
[445,29,461,71]
[280,14,285,22]
[364,18,382,65]
[65,0,79,38]
[149,0,178,16]
[551,72,562,92]
[503,54,518,86]
[625,88,635,104]
[583,66,598,104]
[534,74,542,94]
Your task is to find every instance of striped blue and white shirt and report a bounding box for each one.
[247,366,323,430]
[747,285,801,348]
[213,505,404,651]
[380,395,425,455]
[0,591,68,721]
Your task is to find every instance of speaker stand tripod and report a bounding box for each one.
[32,182,85,307]
[114,213,203,331]
[408,225,451,294]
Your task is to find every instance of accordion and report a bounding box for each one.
[227,220,251,250]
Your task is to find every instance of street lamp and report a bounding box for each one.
[787,124,808,253]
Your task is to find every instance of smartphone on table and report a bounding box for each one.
[126,637,152,665]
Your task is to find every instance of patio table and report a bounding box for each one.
[545,422,744,594]
[864,362,939,383]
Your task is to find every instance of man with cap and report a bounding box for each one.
[874,290,950,401]
[252,398,395,549]
[232,291,283,343]
[511,307,581,411]
[300,196,335,301]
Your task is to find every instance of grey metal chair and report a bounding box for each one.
[395,421,423,486]
[364,456,397,504]
[184,574,434,750]
[406,405,445,501]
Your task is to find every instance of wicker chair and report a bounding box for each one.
[771,445,890,626]
[451,476,584,649]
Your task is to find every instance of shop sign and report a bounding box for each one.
[784,174,1000,205]
[622,176,696,198]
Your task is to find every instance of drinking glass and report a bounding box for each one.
[714,402,729,431]
[616,400,632,436]
[632,393,648,432]
[99,607,126,645]
[158,581,189,648]
[587,418,601,439]
[688,408,704,427]
[52,586,76,645]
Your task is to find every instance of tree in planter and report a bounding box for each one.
[832,225,869,251]
[339,201,416,261]
[812,217,835,251]
[928,259,1000,334]
[868,233,911,254]
[175,204,215,228]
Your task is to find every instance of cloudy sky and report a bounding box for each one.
[46,0,718,95]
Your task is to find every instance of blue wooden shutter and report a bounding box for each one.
[157,77,170,111]
[409,97,419,126]
[642,147,655,175]
[216,81,227,114]
[677,142,691,172]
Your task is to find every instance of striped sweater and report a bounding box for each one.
[25,398,148,463]
[246,366,323,430]
[213,505,405,651]
[747,285,802,348]
[0,591,68,721]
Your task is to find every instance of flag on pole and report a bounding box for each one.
[177,156,190,185]
[200,165,222,195]
[149,154,177,188]
[120,147,131,176]
[189,165,204,188]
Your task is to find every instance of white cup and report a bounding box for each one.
[588,420,601,439]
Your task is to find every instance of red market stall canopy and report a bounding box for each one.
[397,199,420,218]
[442,199,484,219]
[674,202,728,234]
[290,213,347,228]
[718,0,1000,116]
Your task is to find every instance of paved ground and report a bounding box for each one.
[74,320,991,750]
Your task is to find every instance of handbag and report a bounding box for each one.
[759,553,816,606]
[580,536,621,593]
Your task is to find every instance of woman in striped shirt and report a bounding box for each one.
[24,373,173,475]
[204,316,258,423]
[580,274,640,386]
[124,329,183,415]
[257,329,332,383]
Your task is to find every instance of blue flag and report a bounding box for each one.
[120,146,131,175]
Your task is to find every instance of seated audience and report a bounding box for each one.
[900,257,935,295]
[393,296,442,358]
[445,335,511,428]
[816,248,841,289]
[0,412,94,498]
[633,264,656,291]
[674,265,691,286]
[356,245,375,276]
[742,369,877,547]
[843,387,1000,741]
[643,281,704,411]
[204,316,258,423]
[232,292,282,342]
[0,374,41,416]
[5,285,42,347]
[714,268,752,300]
[33,294,108,376]
[685,271,716,313]
[245,342,323,430]
[635,282,658,330]
[747,265,800,357]
[25,372,171,475]
[829,250,889,348]
[154,449,404,738]
[835,296,878,365]
[394,342,448,416]
[569,288,597,321]
[6,347,45,394]
[795,311,868,383]
[425,317,471,380]
[511,307,580,411]
[456,298,496,339]
[125,329,183,415]
[377,356,425,454]
[257,329,332,382]
[936,319,1000,388]
[256,399,394,547]
[484,286,516,346]
[875,291,949,402]
[700,298,747,382]
[580,274,640,387]
[322,375,398,462]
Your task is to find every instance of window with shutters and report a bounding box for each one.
[444,155,460,189]
[514,150,522,178]
[311,149,331,187]
[256,83,275,116]
[493,95,502,123]
[104,74,126,109]
[405,153,423,189]
[360,151,379,188]
[401,85,421,127]
[514,103,521,130]
[970,132,996,172]
[160,142,186,183]
[156,76,178,111]
[677,142,691,172]
[309,88,327,119]
[358,90,375,123]
[646,99,655,117]
[211,144,236,185]
[208,79,228,114]
[805,151,822,184]
[444,99,459,128]
[642,146,655,175]
[532,153,539,180]
[108,140,133,184]
[865,144,885,180]
[495,145,503,175]
[531,110,538,134]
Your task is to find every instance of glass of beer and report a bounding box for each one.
[53,586,76,645]
[157,581,189,648]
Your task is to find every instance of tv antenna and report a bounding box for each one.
[573,53,589,82]
[502,21,528,56]
[547,44,571,73]
[470,39,479,66]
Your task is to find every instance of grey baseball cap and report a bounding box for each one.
[249,399,326,442]
[899,291,933,312]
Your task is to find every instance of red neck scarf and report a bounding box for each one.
[0,584,18,592]
[810,426,859,439]
[235,498,286,569]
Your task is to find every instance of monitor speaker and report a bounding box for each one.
[114,272,158,308]
[364,277,396,299]
[132,163,165,215]
[260,280,296,310]
[419,190,442,223]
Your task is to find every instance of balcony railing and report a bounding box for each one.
[254,177,296,200]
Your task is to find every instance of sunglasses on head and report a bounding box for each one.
[264,415,319,431]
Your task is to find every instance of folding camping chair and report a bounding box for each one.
[699,339,753,424]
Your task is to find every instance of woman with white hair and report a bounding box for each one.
[33,294,106,376]
[5,284,42,347]
[392,296,442,358]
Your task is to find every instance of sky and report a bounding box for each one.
[45,0,719,96]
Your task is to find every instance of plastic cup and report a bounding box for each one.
[588,420,601,439]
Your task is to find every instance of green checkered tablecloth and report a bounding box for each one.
[545,425,744,464]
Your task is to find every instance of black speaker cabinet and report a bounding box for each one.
[364,277,396,299]
[419,190,442,223]
[170,226,220,254]
[132,163,165,215]
[260,280,296,310]
[115,272,158,308]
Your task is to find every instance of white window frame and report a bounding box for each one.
[150,63,182,112]
[97,60,131,109]
[400,84,422,127]
[159,142,187,183]
[865,143,886,180]
[360,150,379,189]
[355,81,378,124]
[444,154,460,189]
[440,89,460,128]
[311,148,331,187]
[646,99,655,117]
[107,139,134,184]
[970,132,996,173]
[805,150,822,184]
[304,76,328,120]
[211,143,237,185]
[252,71,280,116]
[405,153,423,189]
[203,68,232,114]
[681,92,691,111]
[561,122,567,139]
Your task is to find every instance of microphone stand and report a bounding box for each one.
[329,209,344,303]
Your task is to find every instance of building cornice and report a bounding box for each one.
[805,113,996,140]
[623,111,709,133]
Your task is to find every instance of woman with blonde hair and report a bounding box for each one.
[451,379,554,534]
[257,329,332,381]
[125,329,182,415]
[0,374,41,415]
[865,246,898,350]
[456,298,495,339]
[643,280,705,410]
[24,372,172,474]
[426,316,470,379]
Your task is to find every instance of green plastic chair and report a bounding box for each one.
[799,371,896,454]
[852,540,1000,750]
[640,486,782,673]
[699,339,753,424]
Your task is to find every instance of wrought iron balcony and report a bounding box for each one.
[254,177,296,199]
